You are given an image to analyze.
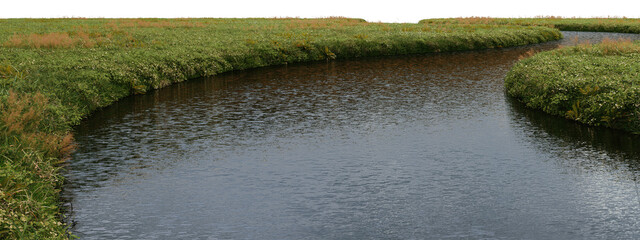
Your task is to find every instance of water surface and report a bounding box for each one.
[64,32,640,239]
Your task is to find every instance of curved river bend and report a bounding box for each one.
[64,32,640,239]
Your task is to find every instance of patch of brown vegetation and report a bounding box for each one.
[3,30,112,49]
[1,91,75,158]
[4,32,76,48]
[571,37,640,55]
[598,38,640,54]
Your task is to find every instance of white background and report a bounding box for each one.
[2,0,640,23]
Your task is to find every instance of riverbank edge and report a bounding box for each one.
[0,21,562,239]
[419,18,640,34]
[467,18,640,133]
[419,18,640,133]
[504,41,640,134]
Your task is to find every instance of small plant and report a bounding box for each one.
[132,84,147,94]
[579,85,599,95]
[294,40,312,51]
[566,100,581,120]
[354,34,368,39]
[518,49,537,60]
[0,64,25,80]
[401,27,415,32]
[324,47,336,60]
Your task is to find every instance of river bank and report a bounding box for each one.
[423,18,640,133]
[421,17,640,33]
[64,31,640,239]
[0,18,562,239]
[505,38,640,133]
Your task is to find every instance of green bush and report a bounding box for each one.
[505,39,640,133]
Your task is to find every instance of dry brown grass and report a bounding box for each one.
[2,19,209,49]
[0,90,75,240]
[4,33,76,48]
[518,49,539,60]
[571,37,640,55]
[2,31,112,49]
[598,38,640,54]
[1,91,75,158]
[3,27,147,49]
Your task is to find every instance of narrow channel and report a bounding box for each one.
[62,32,640,239]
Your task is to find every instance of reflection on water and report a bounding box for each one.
[63,32,640,239]
[509,98,640,176]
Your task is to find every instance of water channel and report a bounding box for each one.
[63,32,640,239]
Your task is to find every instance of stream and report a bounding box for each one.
[63,32,640,239]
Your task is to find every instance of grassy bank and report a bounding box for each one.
[420,17,640,33]
[460,17,640,133]
[505,38,640,133]
[0,18,561,239]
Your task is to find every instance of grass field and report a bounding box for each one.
[0,17,563,239]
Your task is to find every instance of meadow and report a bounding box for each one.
[0,17,563,239]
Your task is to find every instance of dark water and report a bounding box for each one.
[63,32,640,239]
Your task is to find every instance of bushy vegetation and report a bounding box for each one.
[420,17,640,33]
[505,38,640,133]
[0,17,562,239]
[0,91,74,239]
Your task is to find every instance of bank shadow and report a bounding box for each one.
[507,97,640,178]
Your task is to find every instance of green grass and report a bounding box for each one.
[420,17,640,33]
[0,17,562,239]
[505,38,640,133]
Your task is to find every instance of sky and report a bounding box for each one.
[3,0,640,23]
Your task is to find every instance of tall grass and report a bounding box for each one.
[1,91,74,239]
[570,37,640,55]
